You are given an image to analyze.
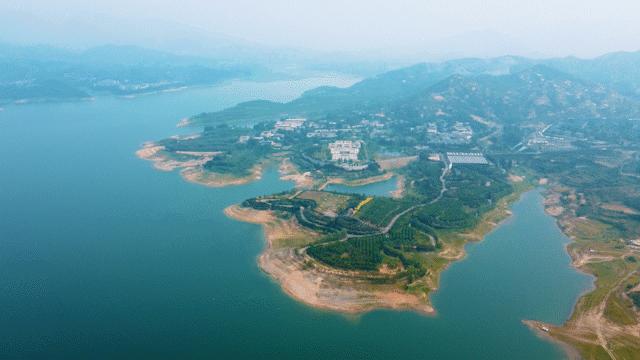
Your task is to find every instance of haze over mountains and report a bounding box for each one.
[3,0,640,107]
[0,42,394,104]
[4,0,640,59]
[4,31,640,131]
[397,65,640,124]
[191,51,640,127]
[0,44,255,103]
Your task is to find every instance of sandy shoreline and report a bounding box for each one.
[278,159,314,188]
[136,142,264,187]
[140,142,567,323]
[136,142,216,171]
[390,175,405,198]
[138,143,531,317]
[224,204,434,315]
[181,165,262,188]
[220,184,533,316]
[522,320,582,360]
[138,142,403,193]
[527,184,640,359]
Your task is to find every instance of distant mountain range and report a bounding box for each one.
[395,65,640,124]
[191,51,640,126]
[0,44,259,104]
[0,42,394,104]
[3,42,640,118]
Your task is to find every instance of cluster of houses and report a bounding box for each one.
[427,121,474,144]
[239,118,309,148]
[511,124,575,153]
[525,126,574,152]
[274,118,306,131]
[232,113,499,174]
[237,114,493,173]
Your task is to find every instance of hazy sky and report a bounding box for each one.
[2,0,640,59]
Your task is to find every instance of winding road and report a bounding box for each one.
[316,158,450,245]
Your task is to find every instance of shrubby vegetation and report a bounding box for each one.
[160,124,273,177]
[417,200,473,229]
[513,151,640,240]
[404,156,444,199]
[204,145,270,176]
[134,45,640,356]
[356,197,412,227]
[241,159,512,277]
[308,231,429,276]
[242,194,379,235]
[445,165,512,210]
[308,236,383,271]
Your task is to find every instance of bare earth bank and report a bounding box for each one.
[224,205,434,315]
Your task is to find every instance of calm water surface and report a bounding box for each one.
[0,79,592,359]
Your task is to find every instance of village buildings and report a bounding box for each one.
[328,140,362,162]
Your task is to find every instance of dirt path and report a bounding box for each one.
[427,233,436,248]
[572,252,616,268]
[593,270,637,360]
[430,162,449,204]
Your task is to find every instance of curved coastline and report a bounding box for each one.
[522,183,640,359]
[135,127,612,357]
[136,142,264,187]
[224,204,435,315]
[137,133,614,357]
[223,182,528,316]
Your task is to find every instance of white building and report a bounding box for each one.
[452,122,473,141]
[274,118,306,131]
[307,129,337,138]
[260,130,276,138]
[328,140,362,162]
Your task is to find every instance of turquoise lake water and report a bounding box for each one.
[0,79,592,359]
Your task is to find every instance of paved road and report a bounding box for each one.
[320,159,450,244]
[379,161,449,234]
